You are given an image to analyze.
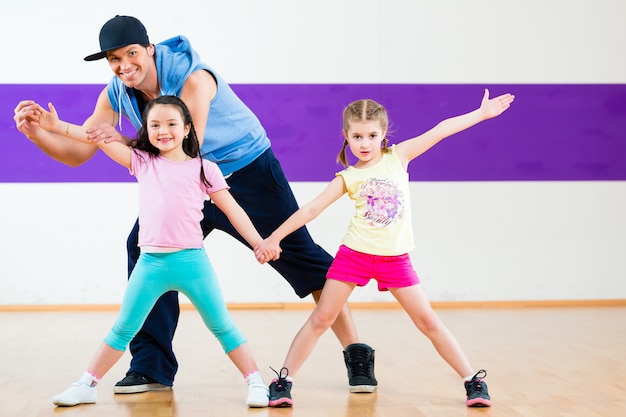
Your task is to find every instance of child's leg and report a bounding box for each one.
[310,288,358,349]
[87,343,125,380]
[267,279,355,407]
[177,250,253,372]
[53,256,167,407]
[224,342,269,408]
[389,285,473,378]
[390,285,492,407]
[225,342,259,375]
[283,279,356,376]
[99,254,169,368]
[176,249,268,407]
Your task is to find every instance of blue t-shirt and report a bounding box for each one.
[107,35,270,175]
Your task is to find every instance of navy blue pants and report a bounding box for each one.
[125,148,334,385]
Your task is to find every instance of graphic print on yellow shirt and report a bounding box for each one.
[359,177,405,228]
[338,146,415,256]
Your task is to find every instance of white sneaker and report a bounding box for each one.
[52,382,97,406]
[246,381,269,408]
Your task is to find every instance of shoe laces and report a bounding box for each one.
[270,366,290,392]
[346,348,372,377]
[467,369,487,392]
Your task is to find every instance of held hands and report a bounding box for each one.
[479,89,515,120]
[253,237,282,264]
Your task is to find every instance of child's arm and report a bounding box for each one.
[254,176,346,262]
[208,189,279,262]
[395,89,514,167]
[33,101,134,169]
[35,95,131,146]
[96,139,133,169]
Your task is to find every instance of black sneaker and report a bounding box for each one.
[268,367,293,407]
[464,369,491,407]
[343,343,377,393]
[113,372,172,394]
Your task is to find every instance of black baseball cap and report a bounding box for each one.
[84,15,150,61]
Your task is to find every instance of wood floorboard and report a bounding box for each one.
[1,307,625,416]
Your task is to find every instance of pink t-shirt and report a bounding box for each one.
[130,150,229,249]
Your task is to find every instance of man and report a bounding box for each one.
[14,15,377,395]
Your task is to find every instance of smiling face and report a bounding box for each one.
[344,120,387,168]
[145,104,191,160]
[106,44,156,91]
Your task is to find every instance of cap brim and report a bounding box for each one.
[84,51,108,61]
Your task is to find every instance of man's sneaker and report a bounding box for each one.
[464,369,492,407]
[343,343,377,393]
[52,382,97,406]
[268,367,293,407]
[113,372,172,394]
[246,381,269,408]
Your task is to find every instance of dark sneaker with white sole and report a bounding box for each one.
[343,343,378,393]
[113,372,172,394]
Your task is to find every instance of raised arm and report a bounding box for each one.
[13,87,122,167]
[253,176,347,262]
[13,99,99,167]
[395,89,515,167]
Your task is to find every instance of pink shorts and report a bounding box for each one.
[327,245,420,291]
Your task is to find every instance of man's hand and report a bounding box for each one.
[86,123,127,144]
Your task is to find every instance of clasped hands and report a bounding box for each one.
[253,238,282,264]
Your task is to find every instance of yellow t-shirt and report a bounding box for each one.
[337,146,415,256]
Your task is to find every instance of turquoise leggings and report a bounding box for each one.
[104,249,245,353]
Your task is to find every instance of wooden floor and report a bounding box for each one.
[1,306,625,417]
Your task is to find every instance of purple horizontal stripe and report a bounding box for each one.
[2,84,625,182]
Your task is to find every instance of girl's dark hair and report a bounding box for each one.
[132,95,211,187]
[337,99,390,167]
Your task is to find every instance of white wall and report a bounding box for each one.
[3,0,625,84]
[2,0,625,305]
[2,181,625,305]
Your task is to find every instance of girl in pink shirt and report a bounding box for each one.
[52,96,276,408]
